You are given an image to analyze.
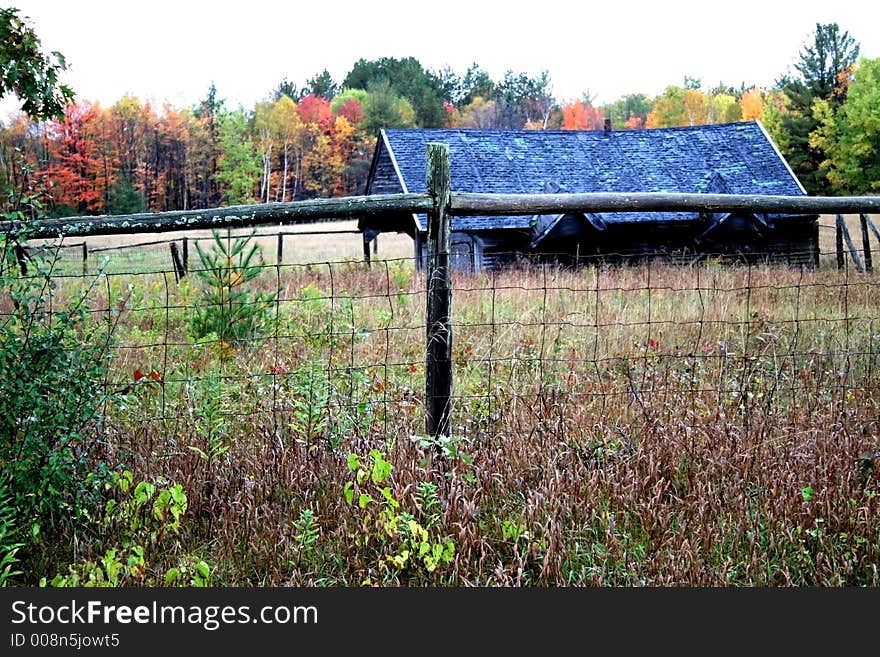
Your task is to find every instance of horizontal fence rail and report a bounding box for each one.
[0,193,432,239]
[451,191,880,216]
[3,193,880,240]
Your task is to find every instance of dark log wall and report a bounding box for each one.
[486,214,819,270]
[369,148,405,195]
[361,147,417,237]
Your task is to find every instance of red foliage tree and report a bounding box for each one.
[41,101,110,213]
[297,94,333,132]
[332,97,363,126]
[561,100,605,130]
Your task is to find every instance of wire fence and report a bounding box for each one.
[9,231,880,463]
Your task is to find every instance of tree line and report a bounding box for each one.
[1,10,877,220]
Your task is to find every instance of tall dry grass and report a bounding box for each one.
[13,236,880,586]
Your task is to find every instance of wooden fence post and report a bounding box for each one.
[170,242,185,282]
[12,242,28,275]
[425,143,453,440]
[362,232,372,266]
[860,214,873,273]
[836,217,845,270]
[182,237,189,275]
[276,232,284,266]
[837,214,865,273]
[82,242,88,276]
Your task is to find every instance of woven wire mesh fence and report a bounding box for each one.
[7,228,880,461]
[452,251,880,447]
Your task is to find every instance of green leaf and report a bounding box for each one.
[343,481,354,505]
[196,560,211,579]
[380,486,399,508]
[164,567,181,585]
[358,493,374,509]
[347,453,361,472]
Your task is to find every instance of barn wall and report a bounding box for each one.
[369,148,404,195]
[361,146,416,238]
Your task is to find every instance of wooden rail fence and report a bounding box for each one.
[3,143,880,439]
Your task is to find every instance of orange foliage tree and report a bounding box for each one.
[561,100,604,130]
[739,87,765,121]
[41,101,110,214]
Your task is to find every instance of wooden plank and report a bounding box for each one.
[425,143,453,440]
[837,217,845,270]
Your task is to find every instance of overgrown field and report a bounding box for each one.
[2,232,880,587]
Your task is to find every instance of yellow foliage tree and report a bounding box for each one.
[739,87,764,121]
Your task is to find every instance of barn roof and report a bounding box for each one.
[365,121,810,235]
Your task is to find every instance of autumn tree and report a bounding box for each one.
[190,83,224,207]
[253,100,276,203]
[41,101,108,215]
[739,87,764,121]
[152,104,193,211]
[273,95,304,201]
[105,95,152,213]
[646,86,687,127]
[297,94,333,131]
[708,93,742,124]
[330,89,371,193]
[561,99,604,130]
[331,88,367,126]
[683,89,708,125]
[456,96,500,129]
[603,93,650,130]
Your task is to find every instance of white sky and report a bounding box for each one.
[2,0,879,119]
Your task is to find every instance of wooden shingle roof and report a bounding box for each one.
[367,121,808,234]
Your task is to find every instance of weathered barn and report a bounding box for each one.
[358,121,819,270]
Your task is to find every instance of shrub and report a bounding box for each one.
[0,221,121,549]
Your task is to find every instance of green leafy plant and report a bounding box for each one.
[0,187,121,542]
[291,507,320,570]
[188,371,232,467]
[189,229,275,351]
[0,474,23,587]
[344,450,454,584]
[42,471,210,587]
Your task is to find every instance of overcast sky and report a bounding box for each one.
[3,0,879,119]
